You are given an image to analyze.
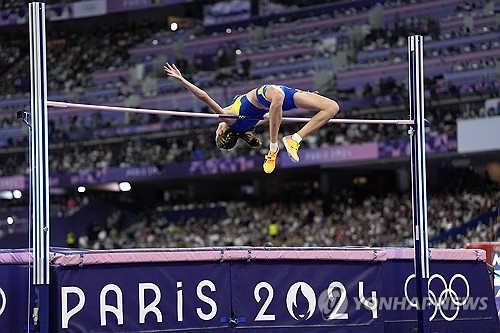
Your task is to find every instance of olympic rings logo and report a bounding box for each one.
[404,273,470,321]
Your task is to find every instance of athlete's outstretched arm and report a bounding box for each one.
[164,63,225,115]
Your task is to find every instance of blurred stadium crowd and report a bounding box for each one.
[80,181,498,251]
[0,0,498,249]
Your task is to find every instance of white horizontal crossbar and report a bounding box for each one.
[47,101,415,125]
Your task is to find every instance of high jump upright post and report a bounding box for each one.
[29,2,50,333]
[408,35,431,333]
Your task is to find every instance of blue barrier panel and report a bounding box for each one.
[383,258,499,332]
[0,264,34,333]
[0,247,498,332]
[231,260,383,333]
[51,261,232,332]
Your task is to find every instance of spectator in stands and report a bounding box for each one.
[81,183,498,250]
[164,62,340,173]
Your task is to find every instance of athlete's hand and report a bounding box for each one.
[215,122,229,136]
[164,62,183,80]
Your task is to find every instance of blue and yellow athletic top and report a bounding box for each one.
[228,85,299,132]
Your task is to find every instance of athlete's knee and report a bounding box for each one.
[324,100,339,118]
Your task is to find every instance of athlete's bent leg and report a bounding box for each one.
[282,92,339,163]
[293,91,339,138]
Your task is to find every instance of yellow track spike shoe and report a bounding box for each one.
[263,148,279,174]
[282,135,300,163]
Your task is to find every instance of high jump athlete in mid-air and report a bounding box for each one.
[164,62,340,174]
